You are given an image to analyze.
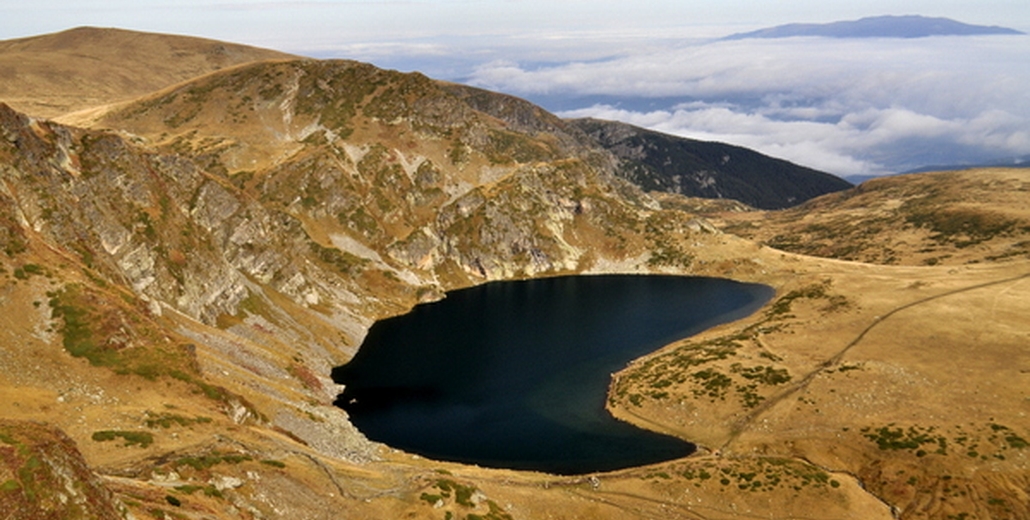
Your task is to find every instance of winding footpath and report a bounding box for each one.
[722,270,1030,451]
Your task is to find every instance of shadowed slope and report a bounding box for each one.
[569,118,852,209]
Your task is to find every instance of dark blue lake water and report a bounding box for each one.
[332,275,772,474]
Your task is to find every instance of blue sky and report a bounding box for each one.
[4,1,1029,54]
[3,1,1029,175]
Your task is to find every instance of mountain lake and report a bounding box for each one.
[333,274,773,474]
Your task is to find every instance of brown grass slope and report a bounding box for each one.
[717,169,1030,266]
[0,26,297,118]
[72,58,618,178]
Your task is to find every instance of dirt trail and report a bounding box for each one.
[722,270,1030,451]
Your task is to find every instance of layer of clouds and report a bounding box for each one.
[468,36,1030,176]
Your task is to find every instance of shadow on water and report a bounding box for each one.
[333,275,773,474]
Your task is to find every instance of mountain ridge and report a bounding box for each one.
[568,118,852,210]
[65,53,845,211]
[723,15,1025,40]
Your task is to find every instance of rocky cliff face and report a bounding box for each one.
[1,57,725,353]
[72,59,688,285]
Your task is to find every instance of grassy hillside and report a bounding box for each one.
[718,169,1030,265]
[0,27,296,118]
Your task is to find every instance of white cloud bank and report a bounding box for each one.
[468,36,1030,176]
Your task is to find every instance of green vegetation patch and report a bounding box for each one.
[173,451,252,472]
[731,363,791,385]
[91,430,154,448]
[420,477,514,520]
[676,457,841,493]
[1,210,28,257]
[860,422,1029,459]
[434,479,476,507]
[420,492,444,505]
[12,263,44,280]
[690,368,733,400]
[1005,434,1028,449]
[47,284,199,383]
[467,501,514,520]
[861,425,943,453]
[989,423,1030,449]
[308,241,368,275]
[144,412,212,429]
[48,284,110,366]
[174,484,223,498]
[765,281,848,319]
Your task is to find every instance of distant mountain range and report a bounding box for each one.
[844,154,1030,184]
[724,15,1024,40]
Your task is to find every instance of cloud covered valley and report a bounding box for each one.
[465,34,1030,177]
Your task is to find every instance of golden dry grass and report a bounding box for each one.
[0,27,295,119]
[716,169,1030,267]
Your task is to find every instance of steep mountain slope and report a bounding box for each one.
[718,169,1030,265]
[569,118,852,209]
[0,27,297,118]
[69,59,673,281]
[723,15,1025,40]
